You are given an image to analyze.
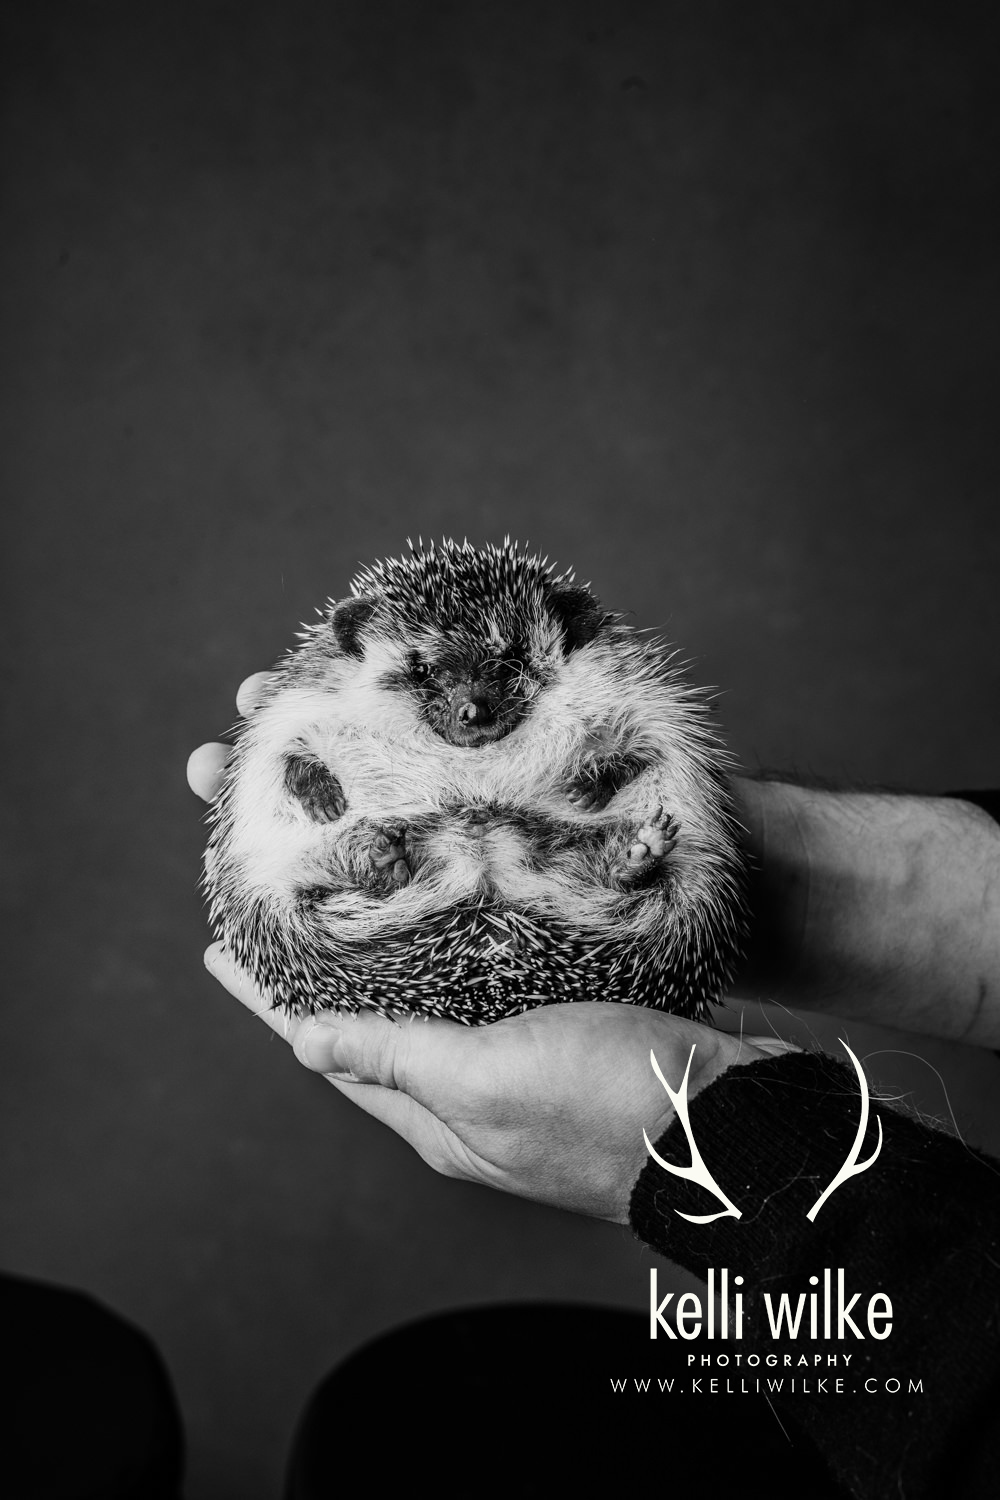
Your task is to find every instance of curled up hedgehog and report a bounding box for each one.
[204,540,747,1025]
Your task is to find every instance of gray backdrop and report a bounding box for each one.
[3,4,999,1496]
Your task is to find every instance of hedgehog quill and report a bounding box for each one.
[204,540,747,1024]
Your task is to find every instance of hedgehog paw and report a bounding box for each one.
[565,751,647,813]
[285,753,346,823]
[566,774,614,812]
[369,827,411,887]
[620,805,678,883]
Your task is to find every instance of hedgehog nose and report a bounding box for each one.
[457,698,493,726]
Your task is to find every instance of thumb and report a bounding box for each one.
[292,1010,491,1180]
[293,1008,468,1101]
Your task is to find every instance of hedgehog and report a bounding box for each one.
[204,539,747,1025]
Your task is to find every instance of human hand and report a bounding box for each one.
[189,674,788,1223]
[208,943,787,1222]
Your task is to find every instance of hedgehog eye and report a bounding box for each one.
[410,656,435,683]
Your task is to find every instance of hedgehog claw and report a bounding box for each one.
[565,746,648,813]
[567,785,599,811]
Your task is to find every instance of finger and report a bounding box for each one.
[206,953,481,1179]
[208,938,481,1130]
[204,942,306,1044]
[327,1071,446,1143]
[293,1007,474,1106]
[236,672,274,715]
[325,1073,492,1183]
[293,1019,349,1074]
[187,743,232,803]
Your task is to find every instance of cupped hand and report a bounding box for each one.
[189,674,787,1223]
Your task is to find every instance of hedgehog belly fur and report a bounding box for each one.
[204,539,747,1023]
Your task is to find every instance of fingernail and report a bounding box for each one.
[325,1036,356,1079]
[324,1032,349,1074]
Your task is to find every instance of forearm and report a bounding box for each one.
[731,777,1000,1046]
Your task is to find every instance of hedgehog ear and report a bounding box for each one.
[329,594,379,658]
[548,583,606,652]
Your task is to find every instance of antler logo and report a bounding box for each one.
[644,1046,743,1223]
[805,1041,882,1221]
[646,1040,882,1222]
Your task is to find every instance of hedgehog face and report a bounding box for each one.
[402,635,536,747]
[349,611,543,747]
[324,540,611,749]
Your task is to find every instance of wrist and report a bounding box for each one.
[628,1048,878,1269]
[687,1025,794,1099]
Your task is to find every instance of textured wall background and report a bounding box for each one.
[3,3,999,1496]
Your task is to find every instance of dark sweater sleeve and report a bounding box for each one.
[629,1049,1000,1499]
